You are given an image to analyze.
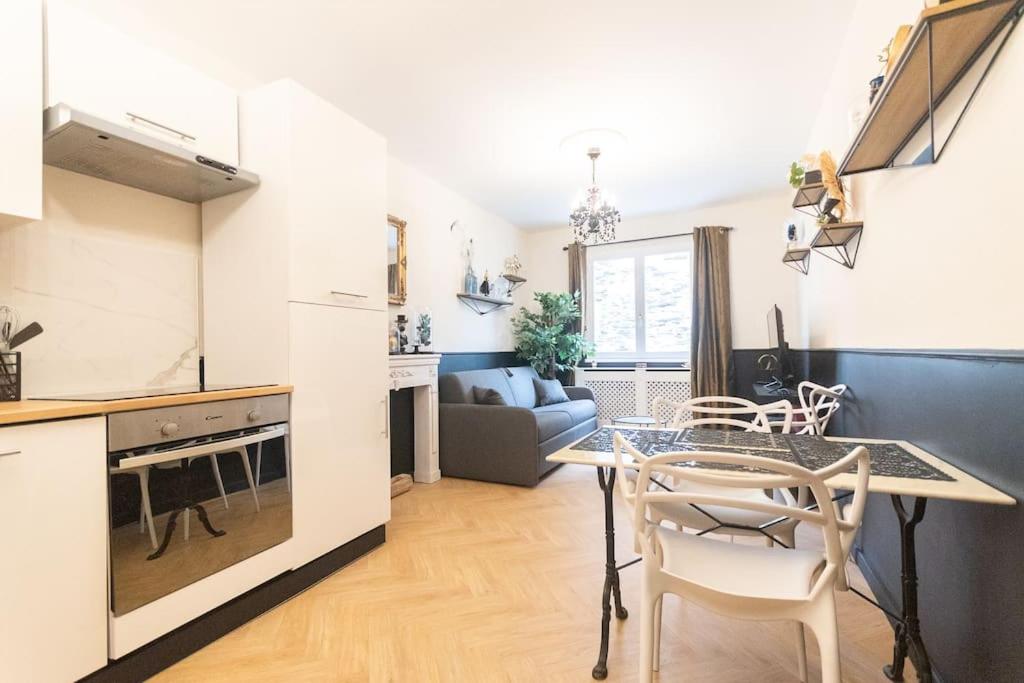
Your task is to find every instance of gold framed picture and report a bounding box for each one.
[388,214,408,306]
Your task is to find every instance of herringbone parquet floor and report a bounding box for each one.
[155,464,913,682]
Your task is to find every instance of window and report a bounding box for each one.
[585,236,692,362]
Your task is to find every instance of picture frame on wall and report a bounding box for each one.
[388,214,408,306]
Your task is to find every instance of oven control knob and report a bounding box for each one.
[247,409,261,422]
[160,422,179,437]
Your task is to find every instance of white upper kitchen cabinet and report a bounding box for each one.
[203,79,388,387]
[0,0,42,225]
[285,84,388,311]
[45,0,239,166]
[0,416,108,682]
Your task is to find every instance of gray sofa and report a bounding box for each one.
[438,366,598,486]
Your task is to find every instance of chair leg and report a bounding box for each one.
[138,468,158,550]
[639,589,661,683]
[653,595,663,673]
[237,447,261,512]
[807,598,842,683]
[255,441,263,487]
[794,621,808,683]
[183,506,190,541]
[210,454,229,509]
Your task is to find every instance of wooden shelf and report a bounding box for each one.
[810,222,864,269]
[457,293,513,315]
[500,273,527,294]
[839,0,1023,176]
[792,182,826,216]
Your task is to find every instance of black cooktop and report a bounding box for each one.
[32,384,270,402]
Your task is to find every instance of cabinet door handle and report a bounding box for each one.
[125,112,196,142]
[330,290,368,299]
[0,449,20,457]
[381,398,390,438]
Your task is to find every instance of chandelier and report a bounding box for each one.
[569,147,620,245]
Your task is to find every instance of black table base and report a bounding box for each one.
[592,466,629,680]
[883,495,933,682]
[146,459,227,561]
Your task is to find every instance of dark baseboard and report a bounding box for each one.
[81,525,386,683]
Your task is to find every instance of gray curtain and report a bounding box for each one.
[567,242,587,335]
[691,226,733,397]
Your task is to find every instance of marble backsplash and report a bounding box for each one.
[0,167,202,397]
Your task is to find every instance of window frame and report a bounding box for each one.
[584,236,693,363]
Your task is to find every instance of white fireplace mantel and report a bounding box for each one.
[388,353,441,483]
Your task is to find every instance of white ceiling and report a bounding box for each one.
[67,1,855,228]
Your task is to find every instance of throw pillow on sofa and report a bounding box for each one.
[473,386,508,406]
[533,378,570,406]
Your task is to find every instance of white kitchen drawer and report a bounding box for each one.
[46,1,239,167]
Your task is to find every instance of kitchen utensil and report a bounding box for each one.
[8,322,43,350]
[0,306,19,350]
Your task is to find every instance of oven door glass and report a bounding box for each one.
[108,426,292,616]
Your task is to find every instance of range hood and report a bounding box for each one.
[42,104,259,203]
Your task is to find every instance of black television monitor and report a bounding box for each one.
[766,305,793,385]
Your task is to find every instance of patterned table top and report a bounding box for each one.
[548,427,1015,506]
[571,428,954,481]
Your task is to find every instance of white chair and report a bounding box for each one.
[616,433,870,683]
[797,382,847,435]
[652,395,792,434]
[254,431,292,493]
[646,396,802,549]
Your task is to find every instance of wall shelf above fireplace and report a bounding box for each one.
[456,293,513,315]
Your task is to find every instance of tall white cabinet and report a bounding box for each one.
[203,79,390,567]
[0,0,42,225]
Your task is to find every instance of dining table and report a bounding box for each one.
[546,426,1015,682]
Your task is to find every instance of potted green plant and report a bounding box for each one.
[512,291,594,380]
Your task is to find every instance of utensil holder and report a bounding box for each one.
[1,351,21,401]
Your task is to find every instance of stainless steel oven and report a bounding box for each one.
[107,394,291,616]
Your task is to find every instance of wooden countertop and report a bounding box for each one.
[0,385,293,427]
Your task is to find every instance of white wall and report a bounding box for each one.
[0,167,201,396]
[796,0,1024,350]
[523,189,800,350]
[387,156,527,352]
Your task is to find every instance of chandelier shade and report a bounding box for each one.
[570,147,620,245]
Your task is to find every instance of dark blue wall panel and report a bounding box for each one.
[805,349,1024,682]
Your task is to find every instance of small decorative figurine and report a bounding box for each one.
[480,270,491,296]
[395,314,409,353]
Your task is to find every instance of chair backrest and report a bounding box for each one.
[797,382,848,435]
[653,395,793,434]
[618,432,870,594]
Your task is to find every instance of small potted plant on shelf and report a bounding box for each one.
[512,291,594,380]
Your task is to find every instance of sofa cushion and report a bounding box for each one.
[473,386,507,406]
[439,369,515,405]
[505,366,541,408]
[534,399,597,427]
[533,377,570,406]
[534,409,574,442]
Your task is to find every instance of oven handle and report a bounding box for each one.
[114,425,289,470]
